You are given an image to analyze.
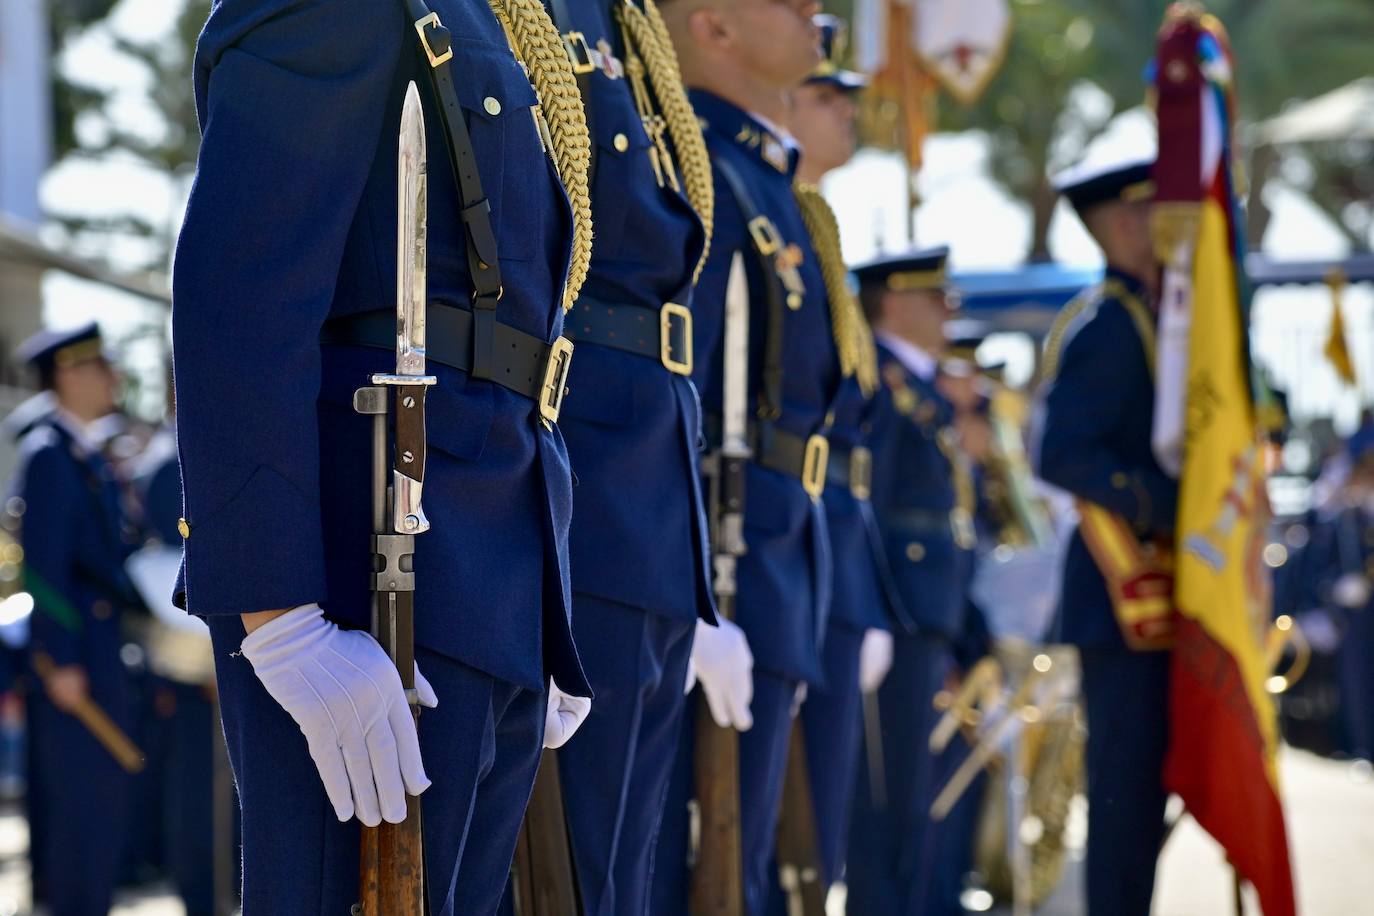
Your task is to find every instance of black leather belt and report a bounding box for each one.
[887,506,977,549]
[322,303,573,424]
[706,416,830,500]
[565,297,693,376]
[825,445,873,500]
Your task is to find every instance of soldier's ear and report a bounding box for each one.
[688,5,733,50]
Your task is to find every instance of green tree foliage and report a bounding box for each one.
[49,0,210,270]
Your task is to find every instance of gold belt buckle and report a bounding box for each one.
[849,445,872,501]
[660,303,693,376]
[539,337,575,427]
[414,13,454,68]
[801,434,830,502]
[563,31,597,75]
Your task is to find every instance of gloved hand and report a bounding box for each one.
[684,617,754,731]
[1333,572,1371,609]
[544,678,592,749]
[240,604,437,827]
[858,628,894,694]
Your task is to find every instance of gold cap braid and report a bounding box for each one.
[794,182,879,397]
[618,0,714,281]
[490,0,594,311]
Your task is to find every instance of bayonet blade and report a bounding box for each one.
[381,81,437,536]
[396,81,428,378]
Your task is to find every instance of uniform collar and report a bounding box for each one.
[52,407,101,457]
[877,331,938,383]
[1104,264,1150,301]
[688,90,799,176]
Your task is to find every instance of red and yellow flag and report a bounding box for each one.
[1151,7,1296,914]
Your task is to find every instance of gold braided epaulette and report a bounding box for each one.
[619,0,714,280]
[490,0,594,311]
[1041,279,1155,383]
[795,182,879,396]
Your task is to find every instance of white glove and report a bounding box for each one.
[543,678,592,749]
[1333,572,1371,609]
[685,618,754,731]
[859,628,894,695]
[240,604,437,827]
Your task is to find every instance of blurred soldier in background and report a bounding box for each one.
[848,247,974,915]
[9,322,142,916]
[1036,160,1175,916]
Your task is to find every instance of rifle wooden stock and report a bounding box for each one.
[31,653,144,774]
[774,721,826,916]
[359,589,425,915]
[512,749,582,916]
[690,699,745,916]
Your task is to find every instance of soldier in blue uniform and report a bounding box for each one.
[9,323,140,916]
[652,2,841,913]
[1035,160,1175,916]
[537,1,717,912]
[171,2,595,911]
[775,16,912,902]
[847,247,974,915]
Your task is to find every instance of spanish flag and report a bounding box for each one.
[1151,7,1296,915]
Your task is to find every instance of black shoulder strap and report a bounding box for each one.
[400,0,504,379]
[542,0,598,186]
[713,155,787,422]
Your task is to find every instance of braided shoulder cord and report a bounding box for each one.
[490,0,594,311]
[618,0,714,281]
[794,182,878,396]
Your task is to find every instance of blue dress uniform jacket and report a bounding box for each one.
[824,375,910,636]
[687,90,840,685]
[869,346,969,639]
[12,416,137,916]
[558,2,713,625]
[1036,268,1178,650]
[172,0,588,698]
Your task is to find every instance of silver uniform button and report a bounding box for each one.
[483,97,502,116]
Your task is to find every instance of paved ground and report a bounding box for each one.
[1,745,1370,914]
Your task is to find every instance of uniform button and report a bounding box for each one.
[92,600,112,621]
[178,518,191,539]
[613,133,629,152]
[1111,472,1129,488]
[906,542,926,562]
[483,96,502,116]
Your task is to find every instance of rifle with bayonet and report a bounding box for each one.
[690,254,751,916]
[356,81,434,916]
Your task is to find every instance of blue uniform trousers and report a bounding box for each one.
[209,618,545,915]
[1079,647,1170,916]
[31,648,131,916]
[846,632,949,916]
[652,670,800,916]
[558,595,695,916]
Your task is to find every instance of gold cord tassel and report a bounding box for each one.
[618,0,715,280]
[490,0,594,311]
[794,182,878,396]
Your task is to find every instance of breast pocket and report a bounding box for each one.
[589,99,654,257]
[451,40,551,262]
